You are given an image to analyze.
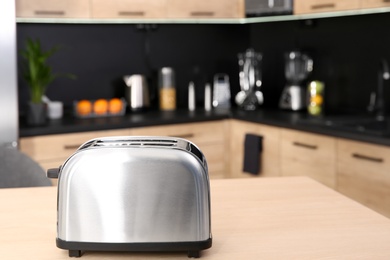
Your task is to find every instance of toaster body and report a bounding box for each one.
[48,136,212,258]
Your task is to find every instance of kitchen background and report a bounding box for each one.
[16,12,390,116]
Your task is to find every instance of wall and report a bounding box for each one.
[17,12,390,115]
[250,12,390,114]
[17,23,249,114]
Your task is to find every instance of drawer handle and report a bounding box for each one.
[292,141,318,150]
[118,11,145,16]
[169,134,194,139]
[352,153,384,163]
[190,11,215,17]
[310,3,335,10]
[34,10,65,16]
[64,144,81,150]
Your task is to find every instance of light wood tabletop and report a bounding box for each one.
[1,176,390,259]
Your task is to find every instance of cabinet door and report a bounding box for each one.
[361,0,390,9]
[16,0,90,18]
[20,129,131,168]
[167,0,245,18]
[129,120,229,179]
[294,0,360,14]
[229,120,280,178]
[337,139,390,218]
[280,129,336,188]
[91,0,167,19]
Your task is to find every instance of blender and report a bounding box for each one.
[279,51,313,111]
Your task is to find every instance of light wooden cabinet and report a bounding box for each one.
[294,0,360,14]
[129,120,229,179]
[280,129,336,189]
[229,120,280,178]
[337,139,390,218]
[361,0,390,9]
[16,0,90,18]
[167,0,245,18]
[20,128,131,171]
[18,118,390,217]
[20,121,228,180]
[91,0,167,19]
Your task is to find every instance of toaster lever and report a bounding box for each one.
[47,167,60,179]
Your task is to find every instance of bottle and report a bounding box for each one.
[307,80,325,116]
[204,83,212,111]
[159,67,176,111]
[188,81,195,111]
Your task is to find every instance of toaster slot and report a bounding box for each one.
[75,136,206,169]
[93,138,178,147]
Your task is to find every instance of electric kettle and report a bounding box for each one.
[123,74,150,111]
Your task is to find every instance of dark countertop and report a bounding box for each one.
[19,108,390,147]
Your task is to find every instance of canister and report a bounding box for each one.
[159,67,176,111]
[307,80,325,116]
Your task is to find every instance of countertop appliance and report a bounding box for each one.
[0,0,18,148]
[279,51,313,111]
[123,74,150,111]
[245,0,293,17]
[235,48,263,110]
[47,136,212,258]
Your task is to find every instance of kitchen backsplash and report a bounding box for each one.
[16,23,249,115]
[16,12,390,115]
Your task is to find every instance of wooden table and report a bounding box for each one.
[1,176,390,259]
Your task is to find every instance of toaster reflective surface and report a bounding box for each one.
[57,137,211,244]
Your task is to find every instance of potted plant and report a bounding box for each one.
[20,38,74,125]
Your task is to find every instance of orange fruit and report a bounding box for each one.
[310,95,323,105]
[93,99,108,115]
[76,100,92,116]
[108,98,123,114]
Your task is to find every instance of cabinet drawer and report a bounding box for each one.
[337,139,390,218]
[20,129,131,162]
[130,121,228,178]
[91,0,167,19]
[129,121,227,145]
[294,0,360,14]
[16,0,90,18]
[280,129,336,188]
[167,0,245,18]
[361,0,390,9]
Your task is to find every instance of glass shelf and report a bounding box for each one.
[16,7,390,25]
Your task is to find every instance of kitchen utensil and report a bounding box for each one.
[159,67,176,111]
[42,96,63,120]
[235,48,263,110]
[212,73,231,109]
[123,74,150,111]
[47,101,63,120]
[279,51,313,111]
[47,136,212,258]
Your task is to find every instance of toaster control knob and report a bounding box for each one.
[47,167,60,179]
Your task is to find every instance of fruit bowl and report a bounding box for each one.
[73,98,126,118]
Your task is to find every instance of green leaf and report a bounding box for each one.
[20,37,75,104]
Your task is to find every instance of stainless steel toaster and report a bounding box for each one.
[47,136,212,258]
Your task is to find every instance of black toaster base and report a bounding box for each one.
[57,238,212,258]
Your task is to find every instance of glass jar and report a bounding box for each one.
[307,80,325,116]
[159,67,176,111]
